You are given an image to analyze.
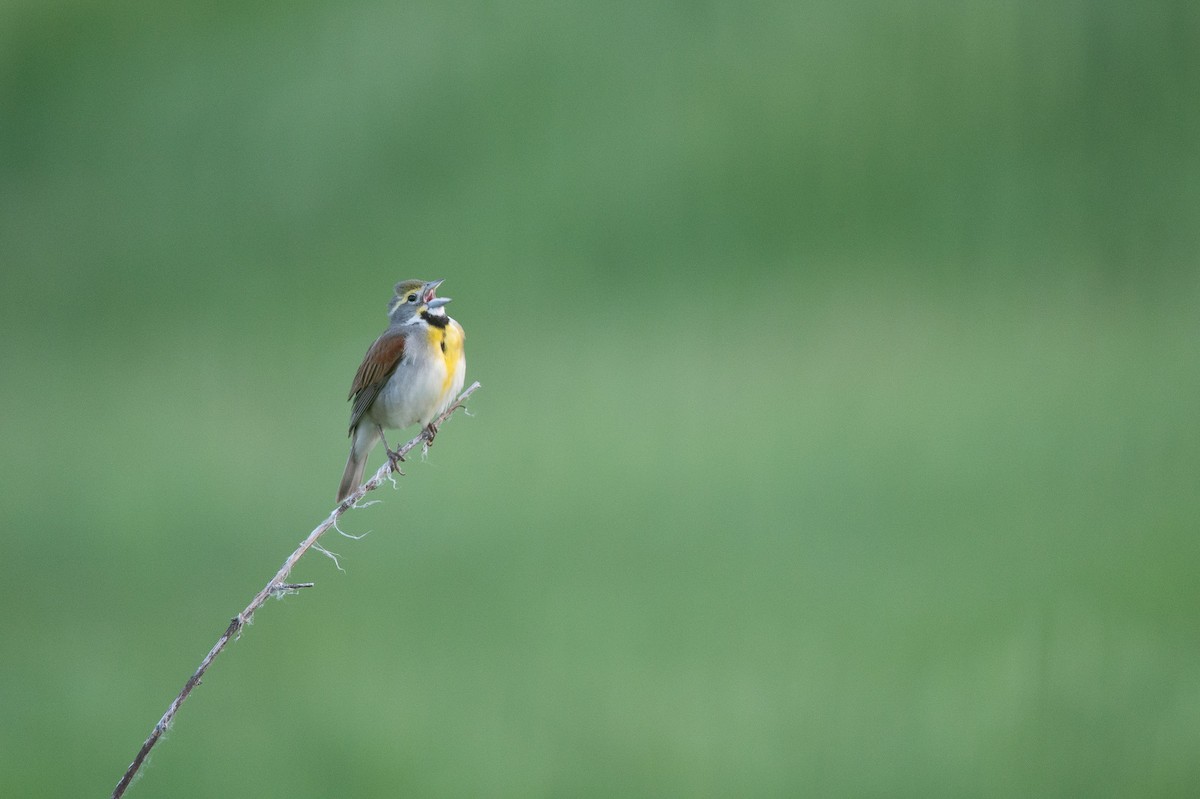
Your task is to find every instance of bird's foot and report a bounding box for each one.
[385,446,406,474]
[423,423,438,445]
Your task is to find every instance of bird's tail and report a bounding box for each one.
[337,451,367,504]
[337,425,380,503]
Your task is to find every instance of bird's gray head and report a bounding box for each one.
[387,278,451,324]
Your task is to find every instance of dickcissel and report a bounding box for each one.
[336,278,466,502]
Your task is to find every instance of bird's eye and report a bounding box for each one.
[407,293,418,302]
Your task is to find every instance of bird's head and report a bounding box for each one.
[388,279,451,323]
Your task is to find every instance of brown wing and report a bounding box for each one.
[347,330,406,434]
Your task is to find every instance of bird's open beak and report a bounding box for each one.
[423,279,445,302]
[426,296,451,309]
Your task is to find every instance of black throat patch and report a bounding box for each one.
[421,311,449,329]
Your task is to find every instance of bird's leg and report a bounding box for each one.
[423,422,438,445]
[379,425,406,473]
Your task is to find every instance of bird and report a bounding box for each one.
[336,278,466,503]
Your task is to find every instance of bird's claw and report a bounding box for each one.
[385,447,406,474]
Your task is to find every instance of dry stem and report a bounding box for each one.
[111,381,481,799]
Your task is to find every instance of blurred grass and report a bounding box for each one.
[2,1,1199,797]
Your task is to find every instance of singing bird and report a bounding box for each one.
[337,279,466,502]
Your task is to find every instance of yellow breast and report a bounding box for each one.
[426,318,466,401]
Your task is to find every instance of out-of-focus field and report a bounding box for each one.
[2,2,1198,796]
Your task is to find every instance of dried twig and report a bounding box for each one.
[111,381,481,799]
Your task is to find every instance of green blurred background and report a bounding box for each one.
[2,1,1199,796]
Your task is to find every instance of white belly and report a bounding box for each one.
[368,348,448,430]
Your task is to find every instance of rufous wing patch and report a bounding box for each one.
[347,331,406,433]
